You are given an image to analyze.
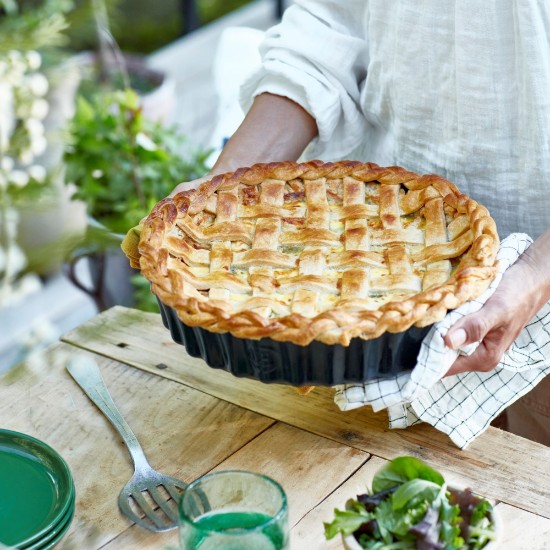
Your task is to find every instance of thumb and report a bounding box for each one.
[444,310,495,350]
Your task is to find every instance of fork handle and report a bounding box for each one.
[67,355,151,472]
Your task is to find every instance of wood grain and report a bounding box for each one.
[0,343,274,549]
[61,306,550,519]
[292,456,388,550]
[104,423,370,549]
[494,503,550,550]
[4,306,550,549]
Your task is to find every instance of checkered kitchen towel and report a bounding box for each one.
[334,233,550,448]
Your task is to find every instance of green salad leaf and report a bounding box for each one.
[372,456,445,493]
[323,499,373,539]
[391,479,441,511]
[324,457,496,550]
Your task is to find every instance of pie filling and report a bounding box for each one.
[167,177,458,318]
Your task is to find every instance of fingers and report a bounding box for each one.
[168,175,209,197]
[445,312,492,350]
[443,295,512,377]
[444,345,495,376]
[444,294,508,351]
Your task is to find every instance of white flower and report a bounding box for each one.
[30,98,49,120]
[26,51,42,71]
[1,207,19,237]
[0,83,15,150]
[136,132,158,151]
[8,170,30,187]
[30,135,47,156]
[92,169,104,178]
[28,164,47,183]
[15,101,32,119]
[7,50,23,67]
[25,117,45,136]
[1,156,14,173]
[18,148,34,166]
[28,73,49,97]
[0,243,27,277]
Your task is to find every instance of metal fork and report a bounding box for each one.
[67,355,187,532]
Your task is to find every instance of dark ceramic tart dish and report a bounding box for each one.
[159,299,431,387]
[137,161,499,387]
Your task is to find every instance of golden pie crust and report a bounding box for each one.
[139,161,499,346]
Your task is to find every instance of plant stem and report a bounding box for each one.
[92,0,130,89]
[124,108,146,208]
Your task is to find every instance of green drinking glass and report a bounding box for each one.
[179,470,289,550]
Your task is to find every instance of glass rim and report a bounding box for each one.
[179,469,288,535]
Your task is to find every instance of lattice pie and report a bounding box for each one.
[139,161,499,346]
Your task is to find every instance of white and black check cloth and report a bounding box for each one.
[334,234,550,448]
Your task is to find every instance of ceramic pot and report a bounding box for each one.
[67,244,138,312]
[16,185,87,277]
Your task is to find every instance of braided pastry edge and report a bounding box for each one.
[139,161,500,346]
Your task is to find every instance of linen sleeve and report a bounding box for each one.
[239,0,369,160]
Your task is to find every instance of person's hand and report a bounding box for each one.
[168,93,318,198]
[169,174,215,197]
[444,258,545,376]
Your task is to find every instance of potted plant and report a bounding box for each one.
[63,87,209,312]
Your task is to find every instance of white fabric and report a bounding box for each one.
[240,0,550,240]
[334,234,550,449]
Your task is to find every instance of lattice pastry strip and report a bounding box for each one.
[422,197,452,290]
[139,161,499,346]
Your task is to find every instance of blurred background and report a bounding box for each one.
[0,0,290,371]
[67,0,260,53]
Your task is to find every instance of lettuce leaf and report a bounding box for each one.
[324,499,373,539]
[372,457,445,493]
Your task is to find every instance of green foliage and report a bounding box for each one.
[323,500,373,541]
[372,456,445,494]
[64,0,255,55]
[130,273,162,312]
[64,87,209,312]
[115,0,253,54]
[324,457,496,550]
[64,88,210,234]
[0,0,73,54]
[198,0,253,24]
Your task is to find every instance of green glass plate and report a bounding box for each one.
[24,495,75,550]
[0,430,74,548]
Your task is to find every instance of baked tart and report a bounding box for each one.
[138,161,499,385]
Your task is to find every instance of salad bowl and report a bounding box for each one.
[325,457,501,550]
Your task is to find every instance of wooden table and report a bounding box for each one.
[2,306,550,549]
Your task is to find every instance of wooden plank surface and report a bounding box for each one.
[494,503,550,550]
[105,423,371,549]
[61,306,550,519]
[0,343,274,548]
